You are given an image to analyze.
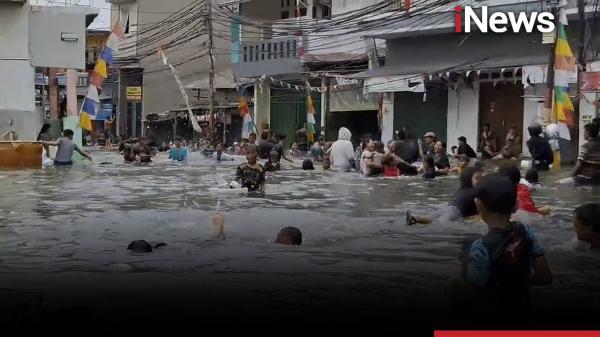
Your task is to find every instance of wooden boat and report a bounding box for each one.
[0,141,42,168]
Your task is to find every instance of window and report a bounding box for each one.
[124,16,130,34]
[322,5,331,18]
[280,0,307,18]
[119,6,131,34]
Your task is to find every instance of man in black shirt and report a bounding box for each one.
[457,136,477,159]
[393,130,420,164]
[257,131,273,160]
[526,124,553,171]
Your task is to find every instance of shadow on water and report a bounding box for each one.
[1,149,599,331]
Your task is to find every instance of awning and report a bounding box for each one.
[185,72,237,90]
[522,65,578,87]
[303,52,369,64]
[364,75,425,94]
[349,55,548,79]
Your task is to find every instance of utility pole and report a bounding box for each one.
[545,5,560,122]
[577,0,586,72]
[207,0,216,144]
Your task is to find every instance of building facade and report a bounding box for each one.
[108,0,237,142]
[226,0,384,145]
[1,0,89,140]
[357,0,599,162]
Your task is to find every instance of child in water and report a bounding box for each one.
[235,152,266,192]
[382,154,400,177]
[452,173,552,307]
[407,167,483,225]
[264,151,281,172]
[521,168,542,192]
[573,203,600,251]
[499,165,549,227]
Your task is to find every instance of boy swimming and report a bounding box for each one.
[452,173,552,307]
[407,167,483,225]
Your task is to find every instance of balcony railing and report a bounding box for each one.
[240,37,300,63]
[232,37,303,77]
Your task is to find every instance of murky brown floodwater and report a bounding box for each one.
[1,148,599,322]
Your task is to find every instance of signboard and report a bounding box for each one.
[582,114,595,125]
[126,86,142,101]
[581,72,600,92]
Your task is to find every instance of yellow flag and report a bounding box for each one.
[79,112,93,131]
[94,59,108,78]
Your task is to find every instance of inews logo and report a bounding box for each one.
[455,5,555,33]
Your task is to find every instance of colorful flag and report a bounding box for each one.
[551,18,576,140]
[306,95,316,143]
[100,47,114,65]
[80,98,97,131]
[86,85,100,103]
[240,96,253,139]
[158,46,168,65]
[554,24,577,87]
[94,59,108,79]
[79,20,123,131]
[106,34,119,52]
[554,86,575,126]
[157,46,202,133]
[112,18,125,39]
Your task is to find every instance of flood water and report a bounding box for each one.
[1,149,599,329]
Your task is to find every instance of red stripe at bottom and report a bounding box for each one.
[435,331,600,337]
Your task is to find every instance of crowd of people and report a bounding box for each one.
[223,124,600,310]
[32,118,600,311]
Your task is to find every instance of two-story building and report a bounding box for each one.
[1,0,91,141]
[108,0,238,143]
[225,0,392,144]
[354,0,600,162]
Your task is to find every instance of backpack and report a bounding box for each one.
[481,222,533,306]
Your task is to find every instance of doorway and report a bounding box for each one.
[479,82,524,152]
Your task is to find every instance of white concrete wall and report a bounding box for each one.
[29,6,87,69]
[447,82,479,151]
[0,2,40,140]
[381,92,393,148]
[253,78,271,132]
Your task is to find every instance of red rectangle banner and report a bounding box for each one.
[435,331,600,337]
